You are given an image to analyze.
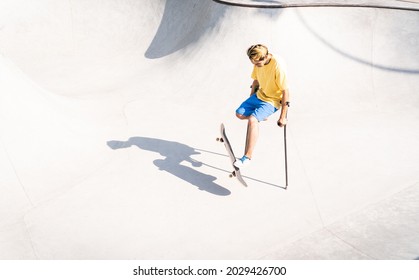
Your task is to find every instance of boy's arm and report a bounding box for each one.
[251,80,259,95]
[277,89,289,127]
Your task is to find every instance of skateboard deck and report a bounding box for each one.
[217,123,248,187]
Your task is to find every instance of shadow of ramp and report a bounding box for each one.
[145,0,227,59]
[296,9,419,74]
[107,137,231,196]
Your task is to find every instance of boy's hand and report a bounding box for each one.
[277,118,287,127]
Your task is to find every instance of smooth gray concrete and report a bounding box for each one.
[0,0,418,259]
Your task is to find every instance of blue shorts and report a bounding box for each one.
[236,94,277,122]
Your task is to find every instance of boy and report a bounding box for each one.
[234,44,290,168]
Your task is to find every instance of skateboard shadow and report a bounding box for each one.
[107,137,231,196]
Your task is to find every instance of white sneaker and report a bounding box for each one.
[234,155,251,169]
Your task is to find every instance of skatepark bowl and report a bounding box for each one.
[1,0,419,260]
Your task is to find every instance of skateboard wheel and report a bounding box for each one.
[229,173,233,178]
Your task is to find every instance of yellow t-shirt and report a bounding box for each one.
[251,55,288,109]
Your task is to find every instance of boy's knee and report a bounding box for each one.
[236,113,246,119]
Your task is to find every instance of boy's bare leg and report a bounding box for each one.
[245,123,249,154]
[244,116,258,159]
[236,114,259,159]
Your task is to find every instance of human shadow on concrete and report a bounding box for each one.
[107,137,231,196]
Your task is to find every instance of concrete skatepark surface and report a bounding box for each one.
[1,0,419,260]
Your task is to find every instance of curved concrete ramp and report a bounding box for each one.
[1,0,419,259]
[214,0,419,10]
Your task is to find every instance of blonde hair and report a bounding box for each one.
[247,44,268,60]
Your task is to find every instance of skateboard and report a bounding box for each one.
[217,123,248,187]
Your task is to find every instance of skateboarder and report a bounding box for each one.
[234,44,290,168]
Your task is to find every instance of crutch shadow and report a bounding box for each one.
[195,148,288,190]
[243,175,288,190]
[107,137,231,196]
